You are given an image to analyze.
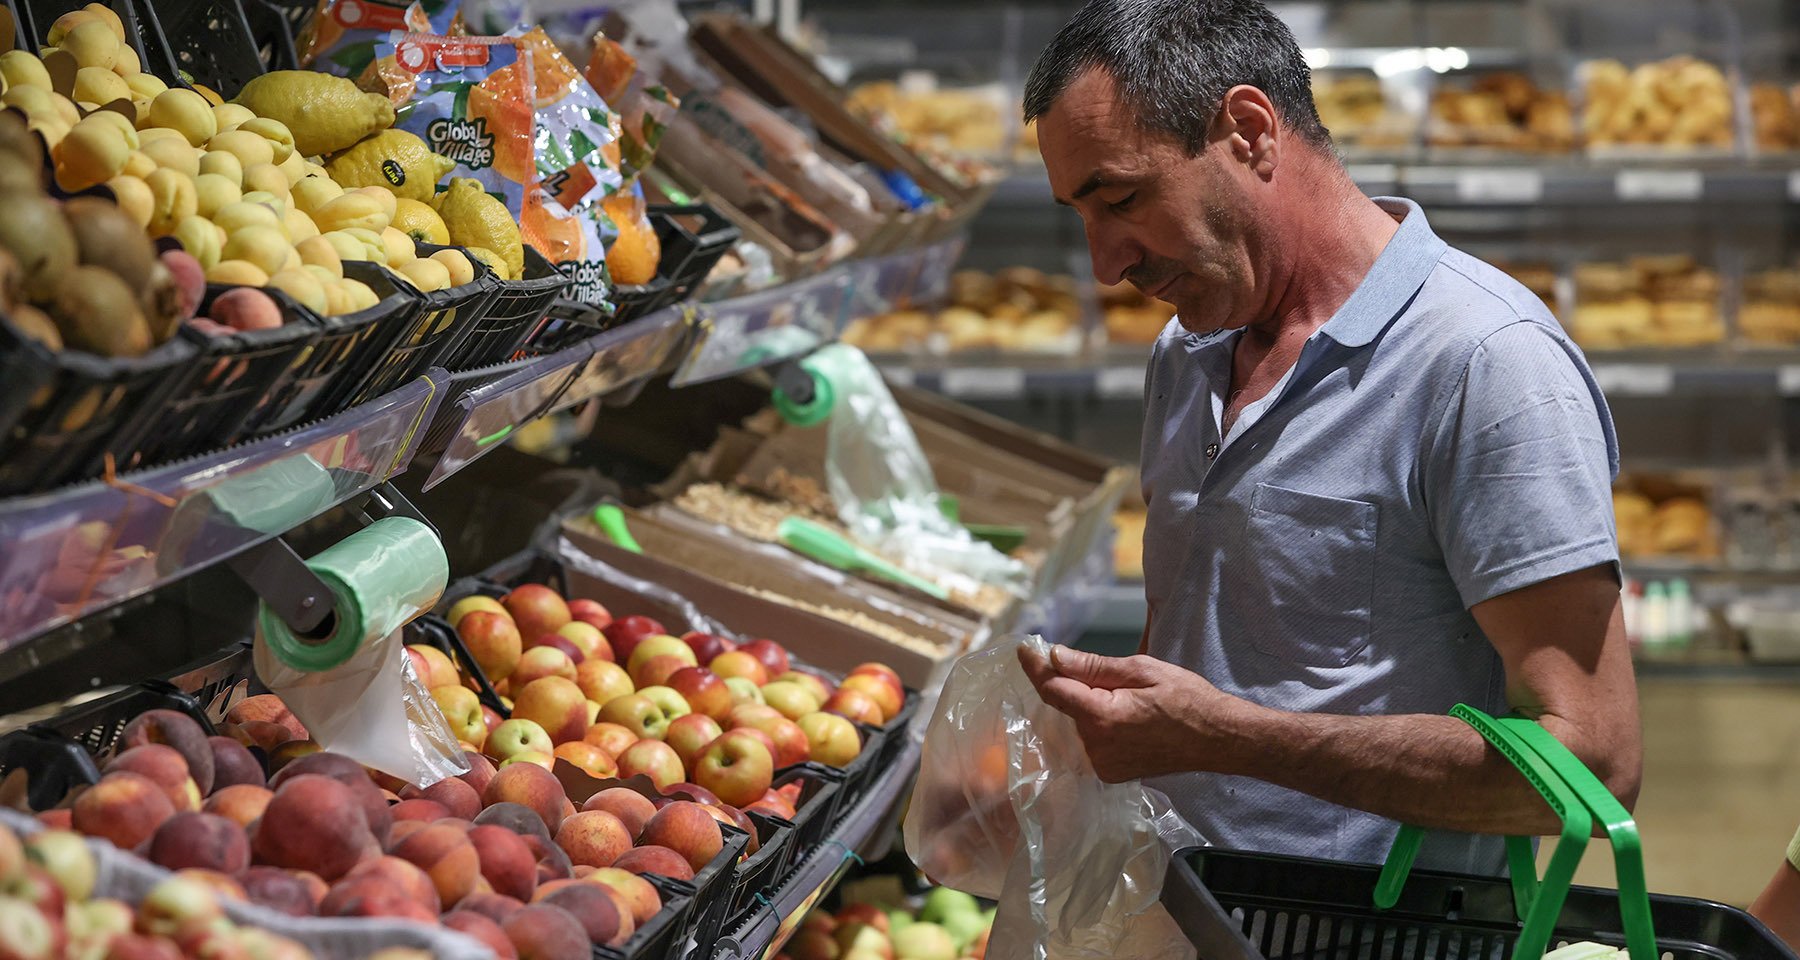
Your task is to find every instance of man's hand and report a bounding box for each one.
[1018,645,1251,783]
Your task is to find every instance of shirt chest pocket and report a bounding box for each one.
[1235,483,1379,668]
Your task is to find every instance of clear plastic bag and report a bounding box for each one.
[904,634,1202,960]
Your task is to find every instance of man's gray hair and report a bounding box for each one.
[1023,0,1332,153]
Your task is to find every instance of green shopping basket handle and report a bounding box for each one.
[1376,706,1592,960]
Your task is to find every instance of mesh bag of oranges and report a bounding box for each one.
[380,33,534,204]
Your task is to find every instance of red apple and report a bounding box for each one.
[837,903,889,931]
[849,662,902,689]
[722,677,763,707]
[511,646,578,687]
[681,632,736,664]
[502,583,571,641]
[432,686,488,748]
[405,644,460,690]
[667,667,732,721]
[734,711,810,768]
[575,660,633,706]
[526,633,586,666]
[823,688,883,727]
[602,616,665,663]
[760,681,822,721]
[616,741,683,791]
[553,742,619,780]
[777,671,834,706]
[511,677,590,745]
[663,715,724,772]
[597,695,674,741]
[739,639,790,678]
[583,722,637,759]
[799,713,861,767]
[730,726,777,762]
[459,612,523,685]
[567,598,613,632]
[839,674,902,723]
[637,687,692,726]
[448,595,508,629]
[482,706,505,738]
[556,621,610,663]
[625,636,697,679]
[693,731,774,808]
[708,651,768,687]
[631,654,690,690]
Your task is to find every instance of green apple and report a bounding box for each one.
[636,685,693,724]
[919,886,980,926]
[893,922,957,960]
[723,676,764,706]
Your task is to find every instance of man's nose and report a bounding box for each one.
[1085,221,1140,287]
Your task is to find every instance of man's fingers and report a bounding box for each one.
[1049,645,1147,691]
[1018,646,1106,718]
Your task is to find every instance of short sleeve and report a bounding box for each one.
[1425,321,1620,608]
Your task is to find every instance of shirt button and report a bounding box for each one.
[1204,442,1219,460]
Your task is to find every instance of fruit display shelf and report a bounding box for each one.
[0,372,446,655]
[709,733,924,960]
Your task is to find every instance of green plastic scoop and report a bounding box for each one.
[591,504,643,554]
[776,516,949,599]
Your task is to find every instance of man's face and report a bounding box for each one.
[1039,68,1260,334]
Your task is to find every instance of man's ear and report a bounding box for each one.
[1218,84,1280,179]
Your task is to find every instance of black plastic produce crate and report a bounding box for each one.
[130,287,322,465]
[599,872,695,960]
[686,822,753,955]
[1165,848,1800,960]
[408,614,510,718]
[132,0,265,98]
[0,314,198,497]
[649,203,739,303]
[529,297,620,355]
[336,257,497,407]
[437,244,571,371]
[606,276,679,329]
[241,0,299,71]
[725,810,795,922]
[243,276,408,435]
[772,763,842,859]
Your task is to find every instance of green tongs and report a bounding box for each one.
[1376,705,1656,960]
[775,516,950,600]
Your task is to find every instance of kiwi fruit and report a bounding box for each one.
[51,265,150,357]
[65,195,157,295]
[0,191,75,302]
[9,303,61,350]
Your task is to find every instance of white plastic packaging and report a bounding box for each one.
[904,634,1202,960]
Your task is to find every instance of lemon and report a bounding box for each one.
[313,191,389,233]
[324,129,454,203]
[149,89,216,146]
[107,174,153,227]
[234,71,395,156]
[391,198,449,245]
[207,259,268,285]
[296,236,343,278]
[268,268,328,314]
[430,248,474,286]
[435,178,522,280]
[172,215,223,269]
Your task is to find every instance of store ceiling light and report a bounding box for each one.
[1304,47,1331,69]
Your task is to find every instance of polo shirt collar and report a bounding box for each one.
[1315,196,1447,349]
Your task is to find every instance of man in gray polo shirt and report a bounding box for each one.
[1017,0,1642,874]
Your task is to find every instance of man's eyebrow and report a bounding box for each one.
[1053,170,1132,206]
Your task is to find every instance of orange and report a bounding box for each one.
[602,193,658,285]
[515,28,582,109]
[466,61,535,184]
[521,187,585,265]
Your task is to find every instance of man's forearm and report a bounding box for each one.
[1212,703,1568,836]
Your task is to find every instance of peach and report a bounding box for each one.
[443,911,519,960]
[539,881,632,946]
[121,709,216,794]
[512,677,590,745]
[473,802,554,844]
[226,694,307,741]
[501,752,556,771]
[459,750,498,795]
[664,714,724,773]
[681,631,735,665]
[105,744,200,812]
[611,844,694,882]
[390,799,450,823]
[503,584,572,641]
[240,867,320,916]
[173,865,245,903]
[317,876,436,923]
[551,741,617,780]
[73,771,175,849]
[405,643,461,690]
[386,820,429,847]
[459,891,528,925]
[268,752,392,842]
[250,774,378,881]
[503,903,590,960]
[399,776,481,821]
[567,599,612,632]
[639,801,723,873]
[102,934,183,960]
[206,736,265,791]
[147,813,249,876]
[839,674,902,722]
[732,726,778,762]
[553,811,632,868]
[469,824,538,903]
[723,677,764,708]
[555,621,608,663]
[35,809,71,831]
[341,855,440,914]
[511,646,578,687]
[586,868,661,927]
[709,651,769,686]
[583,722,637,759]
[575,660,633,706]
[460,610,523,683]
[390,823,479,907]
[523,833,572,885]
[480,763,569,835]
[580,789,657,840]
[433,685,489,749]
[630,654,689,690]
[616,739,683,790]
[668,667,732,722]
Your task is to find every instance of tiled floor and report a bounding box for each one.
[1544,677,1800,907]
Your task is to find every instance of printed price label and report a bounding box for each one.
[1454,169,1543,203]
[1096,366,1146,398]
[1592,364,1674,396]
[1615,169,1703,201]
[941,367,1025,398]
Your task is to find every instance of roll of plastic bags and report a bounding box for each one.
[904,634,1202,960]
